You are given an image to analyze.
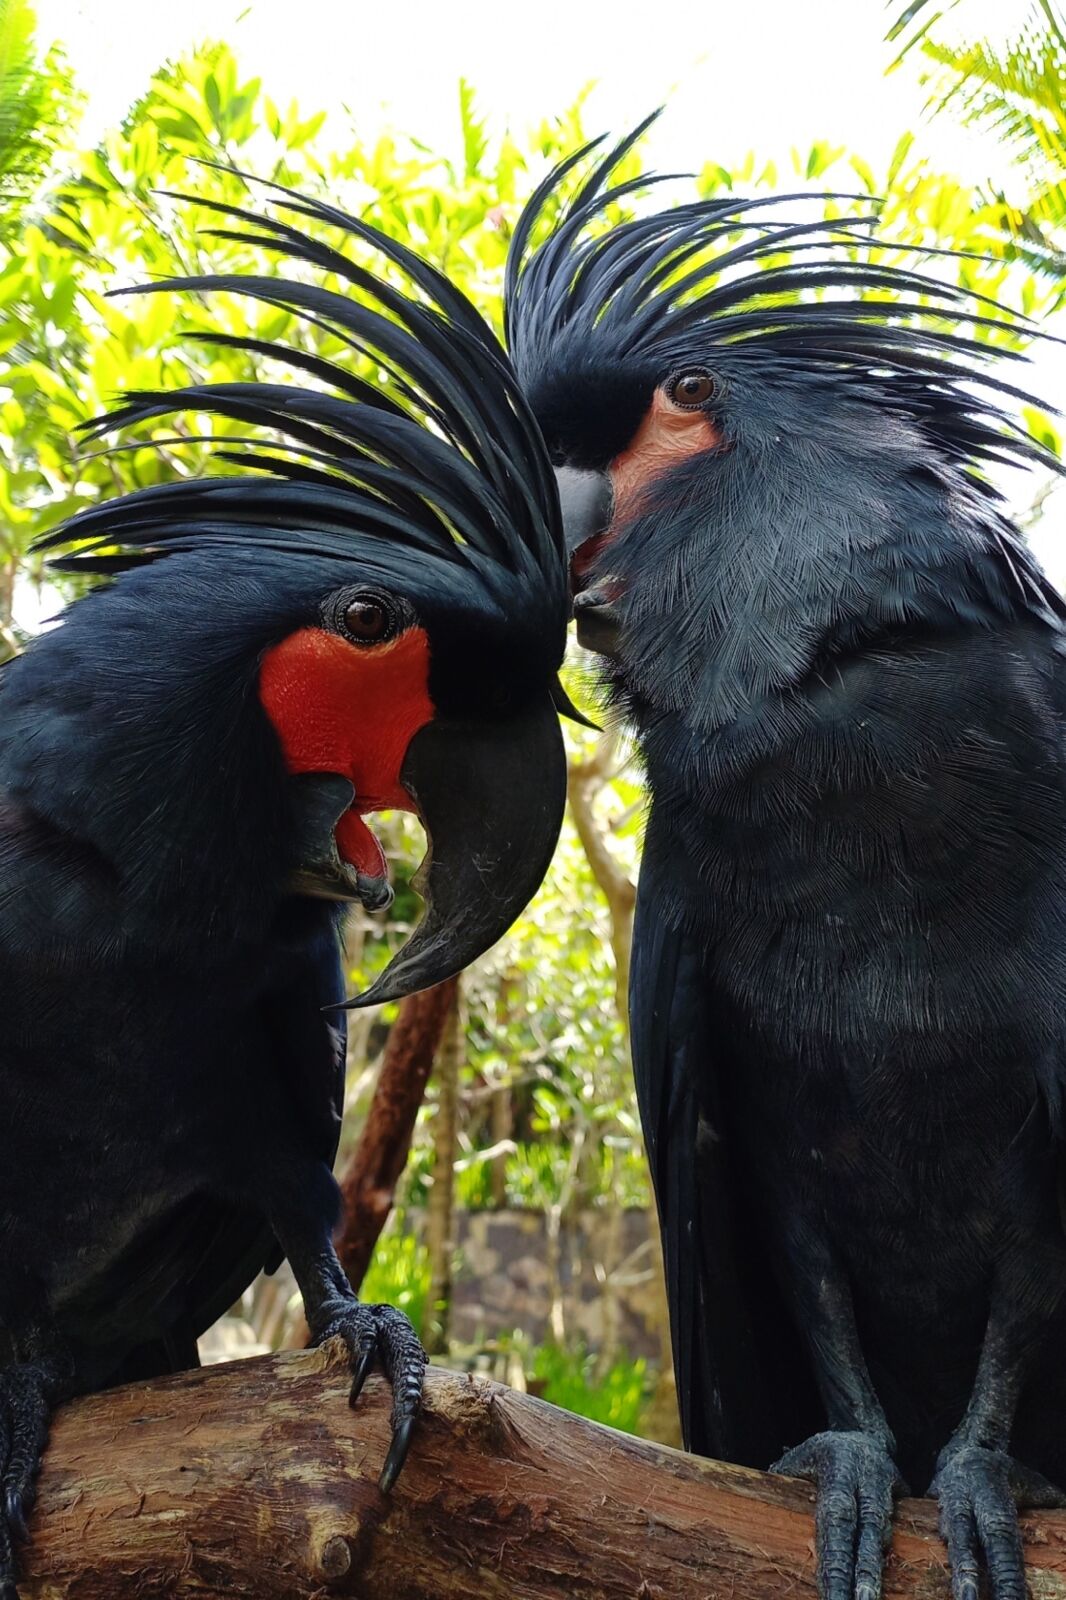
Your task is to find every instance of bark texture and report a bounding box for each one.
[18,1347,1066,1599]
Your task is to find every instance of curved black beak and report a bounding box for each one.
[554,466,622,659]
[555,465,613,559]
[345,697,567,1008]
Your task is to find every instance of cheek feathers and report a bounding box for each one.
[610,388,721,526]
[258,626,435,811]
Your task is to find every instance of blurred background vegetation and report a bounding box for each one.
[1,0,1063,1442]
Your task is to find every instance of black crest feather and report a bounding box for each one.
[38,174,568,632]
[505,113,1062,483]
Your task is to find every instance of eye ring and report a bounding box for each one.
[664,369,719,411]
[330,588,408,647]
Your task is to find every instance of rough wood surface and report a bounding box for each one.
[18,1346,1066,1599]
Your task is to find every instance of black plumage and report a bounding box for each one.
[0,182,570,1596]
[507,120,1066,1600]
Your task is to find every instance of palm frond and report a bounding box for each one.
[0,0,76,202]
[888,1,1066,280]
[885,0,964,65]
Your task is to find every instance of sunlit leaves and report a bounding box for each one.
[887,1,1066,285]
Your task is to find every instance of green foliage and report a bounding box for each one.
[0,40,606,658]
[887,0,1066,283]
[358,1225,431,1337]
[531,1342,649,1436]
[0,0,78,204]
[354,1234,651,1436]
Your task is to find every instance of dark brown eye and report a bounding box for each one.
[339,590,400,646]
[666,370,718,410]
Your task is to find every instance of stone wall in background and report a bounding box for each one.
[448,1208,662,1360]
[201,1207,663,1364]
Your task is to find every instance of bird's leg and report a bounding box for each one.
[931,1296,1064,1600]
[771,1228,903,1600]
[267,1166,427,1492]
[0,1317,75,1600]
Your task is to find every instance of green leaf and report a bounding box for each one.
[886,131,915,188]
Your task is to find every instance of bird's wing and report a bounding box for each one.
[631,839,821,1467]
[66,922,348,1385]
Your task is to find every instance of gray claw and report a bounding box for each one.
[379,1415,416,1494]
[348,1344,377,1407]
[318,1301,426,1492]
[3,1494,25,1547]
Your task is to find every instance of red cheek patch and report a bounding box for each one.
[609,387,721,530]
[259,626,435,876]
[570,390,722,588]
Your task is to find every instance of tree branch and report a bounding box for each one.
[18,1350,1066,1598]
[334,975,459,1291]
[567,731,636,1011]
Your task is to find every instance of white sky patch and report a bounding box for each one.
[39,0,1018,184]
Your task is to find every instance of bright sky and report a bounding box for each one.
[38,0,1017,184]
[24,0,1065,607]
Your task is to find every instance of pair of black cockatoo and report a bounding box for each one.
[3,117,1065,1600]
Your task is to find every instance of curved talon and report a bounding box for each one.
[2,1494,26,1548]
[316,1300,427,1494]
[348,1343,377,1407]
[380,1415,416,1494]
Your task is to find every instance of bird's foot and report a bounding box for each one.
[773,1429,905,1600]
[0,1357,66,1600]
[311,1300,427,1493]
[931,1443,1066,1600]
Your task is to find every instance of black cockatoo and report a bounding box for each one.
[506,120,1066,1600]
[0,187,571,1595]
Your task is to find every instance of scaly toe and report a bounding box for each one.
[774,1431,901,1600]
[933,1445,1033,1600]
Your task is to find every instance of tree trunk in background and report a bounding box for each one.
[490,965,521,1209]
[566,733,636,1019]
[21,1349,1066,1599]
[567,733,681,1443]
[642,1205,683,1448]
[0,550,18,660]
[334,975,459,1293]
[489,1083,512,1207]
[595,1186,624,1378]
[423,980,462,1356]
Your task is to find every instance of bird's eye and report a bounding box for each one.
[332,589,405,647]
[665,370,718,410]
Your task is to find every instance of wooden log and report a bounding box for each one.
[19,1346,1066,1599]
